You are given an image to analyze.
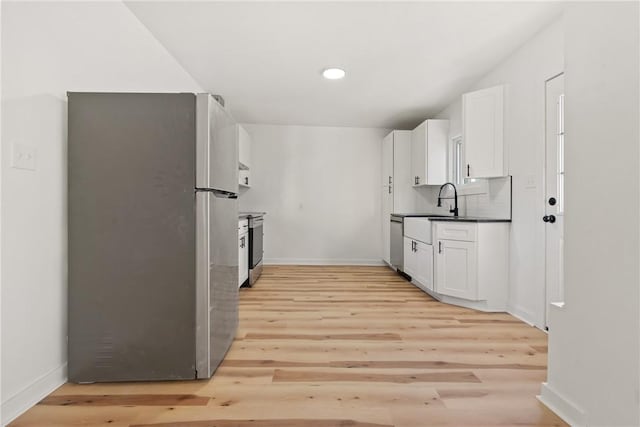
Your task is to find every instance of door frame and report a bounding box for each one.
[543,72,565,330]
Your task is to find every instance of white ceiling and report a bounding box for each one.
[126,1,562,129]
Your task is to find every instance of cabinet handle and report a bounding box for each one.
[244,177,249,185]
[438,241,442,254]
[388,185,392,194]
[416,176,420,185]
[388,176,392,185]
[467,164,470,177]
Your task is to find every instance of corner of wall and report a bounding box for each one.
[539,382,586,427]
[1,364,67,425]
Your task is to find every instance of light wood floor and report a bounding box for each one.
[12,265,566,427]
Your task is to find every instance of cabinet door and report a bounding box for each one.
[382,133,394,264]
[238,233,249,286]
[382,132,393,187]
[425,121,449,185]
[435,239,477,300]
[238,125,251,169]
[403,237,416,277]
[414,241,434,292]
[382,187,392,264]
[463,85,504,178]
[392,131,414,212]
[411,122,426,186]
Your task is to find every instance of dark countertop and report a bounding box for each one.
[391,213,511,223]
[428,216,511,223]
[239,211,266,219]
[391,213,442,218]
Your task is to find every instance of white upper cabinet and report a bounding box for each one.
[237,125,252,187]
[382,133,393,188]
[462,85,505,178]
[411,120,449,186]
[238,125,251,169]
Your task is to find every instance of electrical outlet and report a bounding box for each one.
[11,142,36,171]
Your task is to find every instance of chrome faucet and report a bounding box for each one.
[437,182,459,217]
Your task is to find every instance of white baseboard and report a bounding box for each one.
[538,382,586,427]
[263,258,385,266]
[507,305,540,329]
[2,363,67,426]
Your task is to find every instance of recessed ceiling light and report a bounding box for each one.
[322,68,346,80]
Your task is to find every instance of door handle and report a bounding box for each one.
[548,197,557,206]
[467,164,470,177]
[438,241,442,253]
[543,215,556,223]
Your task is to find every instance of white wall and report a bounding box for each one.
[432,19,564,327]
[1,2,202,423]
[238,124,388,265]
[541,3,639,426]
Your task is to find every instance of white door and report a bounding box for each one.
[436,239,477,300]
[544,74,565,328]
[413,241,434,292]
[382,134,394,264]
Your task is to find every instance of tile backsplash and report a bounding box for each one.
[412,176,512,219]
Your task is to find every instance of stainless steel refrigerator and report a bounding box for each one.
[68,92,238,382]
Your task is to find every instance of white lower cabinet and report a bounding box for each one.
[403,237,416,277]
[432,221,509,311]
[435,239,477,300]
[403,237,434,292]
[238,220,249,287]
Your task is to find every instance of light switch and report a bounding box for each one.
[11,142,37,171]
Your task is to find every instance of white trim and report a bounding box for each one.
[539,382,586,427]
[2,364,67,425]
[507,307,543,329]
[507,305,541,329]
[264,258,385,266]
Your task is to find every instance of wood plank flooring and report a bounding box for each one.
[11,265,567,427]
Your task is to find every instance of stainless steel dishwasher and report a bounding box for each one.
[390,215,404,272]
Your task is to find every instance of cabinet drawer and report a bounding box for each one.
[404,217,431,244]
[435,222,476,242]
